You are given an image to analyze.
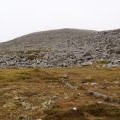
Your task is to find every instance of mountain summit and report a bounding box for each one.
[0,28,120,67]
[0,28,95,51]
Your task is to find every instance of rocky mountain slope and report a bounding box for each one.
[0,28,120,68]
[0,29,95,51]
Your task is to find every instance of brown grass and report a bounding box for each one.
[0,67,120,120]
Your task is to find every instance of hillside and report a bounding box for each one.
[0,28,120,68]
[0,28,120,120]
[0,28,95,51]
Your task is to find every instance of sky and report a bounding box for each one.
[0,0,120,42]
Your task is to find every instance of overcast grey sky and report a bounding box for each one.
[0,0,120,42]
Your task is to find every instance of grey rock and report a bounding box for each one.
[0,28,119,68]
[88,91,120,104]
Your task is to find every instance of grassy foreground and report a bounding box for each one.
[0,66,120,120]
